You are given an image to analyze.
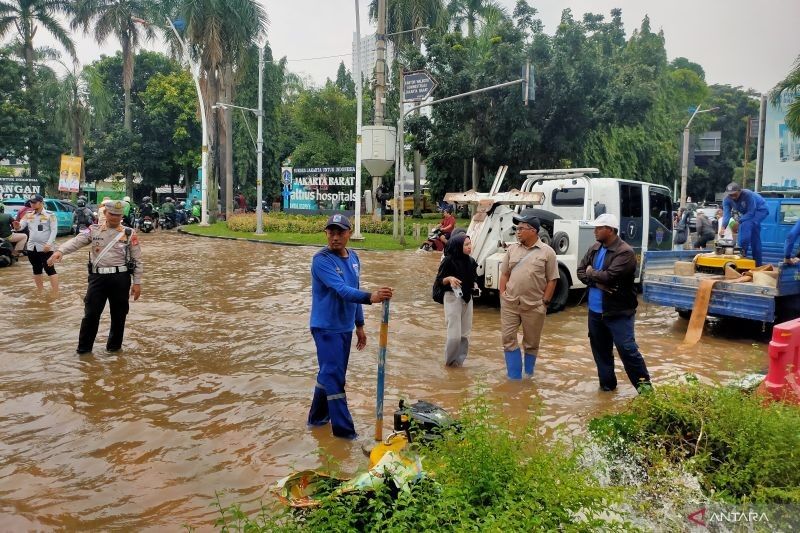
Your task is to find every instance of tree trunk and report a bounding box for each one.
[413,148,422,217]
[122,37,134,197]
[222,64,234,220]
[203,70,220,222]
[24,32,38,179]
[462,159,468,191]
[472,157,479,191]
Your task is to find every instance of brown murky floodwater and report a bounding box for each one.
[0,231,768,529]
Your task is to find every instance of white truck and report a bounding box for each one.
[444,167,675,311]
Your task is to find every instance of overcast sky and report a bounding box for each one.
[27,0,800,94]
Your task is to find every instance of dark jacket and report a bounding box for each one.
[435,234,477,303]
[577,235,638,317]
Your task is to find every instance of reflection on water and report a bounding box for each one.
[0,232,767,529]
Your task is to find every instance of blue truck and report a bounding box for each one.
[642,198,800,324]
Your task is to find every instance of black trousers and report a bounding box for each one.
[78,272,131,352]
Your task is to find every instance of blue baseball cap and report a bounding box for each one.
[325,213,351,231]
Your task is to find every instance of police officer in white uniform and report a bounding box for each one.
[48,200,143,354]
[18,194,59,291]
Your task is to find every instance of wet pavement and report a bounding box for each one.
[0,231,768,529]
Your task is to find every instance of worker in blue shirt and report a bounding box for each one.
[719,182,769,266]
[783,218,800,265]
[308,213,393,439]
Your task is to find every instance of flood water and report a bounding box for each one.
[0,231,768,529]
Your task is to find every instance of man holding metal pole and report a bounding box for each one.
[308,214,393,439]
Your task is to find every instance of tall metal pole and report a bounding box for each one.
[166,17,209,226]
[742,114,750,190]
[353,0,363,239]
[755,95,767,192]
[398,68,405,245]
[256,45,264,234]
[680,105,702,209]
[374,0,386,126]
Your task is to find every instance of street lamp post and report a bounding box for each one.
[353,0,363,240]
[165,18,210,227]
[680,105,719,208]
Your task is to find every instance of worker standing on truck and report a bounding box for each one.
[783,217,800,265]
[577,213,652,393]
[719,182,769,266]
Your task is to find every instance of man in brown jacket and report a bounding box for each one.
[577,213,651,393]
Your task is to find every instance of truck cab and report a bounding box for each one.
[444,167,674,312]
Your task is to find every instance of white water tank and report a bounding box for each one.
[361,125,396,177]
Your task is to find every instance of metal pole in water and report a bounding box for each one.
[375,300,390,441]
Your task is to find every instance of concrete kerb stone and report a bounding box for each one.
[176,227,403,251]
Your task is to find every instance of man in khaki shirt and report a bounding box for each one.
[498,209,559,379]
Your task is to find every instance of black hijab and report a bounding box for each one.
[438,233,477,302]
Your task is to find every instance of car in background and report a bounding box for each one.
[688,204,720,233]
[1,197,75,236]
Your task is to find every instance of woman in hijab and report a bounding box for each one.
[434,233,478,367]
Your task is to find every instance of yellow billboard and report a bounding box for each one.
[58,155,82,193]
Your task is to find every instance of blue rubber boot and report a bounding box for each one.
[504,349,522,380]
[524,353,537,377]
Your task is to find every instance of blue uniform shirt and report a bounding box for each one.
[721,189,767,228]
[784,219,800,260]
[310,248,371,332]
[588,246,608,313]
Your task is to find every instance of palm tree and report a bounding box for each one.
[0,0,76,86]
[0,0,76,178]
[72,0,156,195]
[171,0,267,219]
[447,0,506,37]
[771,55,800,136]
[52,62,111,181]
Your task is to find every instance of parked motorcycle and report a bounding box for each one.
[0,237,15,267]
[160,214,176,230]
[139,215,156,233]
[420,227,446,252]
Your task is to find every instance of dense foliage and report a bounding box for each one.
[589,379,800,504]
[0,0,780,205]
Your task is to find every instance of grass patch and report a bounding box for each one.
[589,378,800,504]
[213,396,629,532]
[181,222,425,251]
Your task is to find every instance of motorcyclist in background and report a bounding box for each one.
[161,197,177,228]
[139,196,155,226]
[122,196,133,227]
[176,200,188,225]
[191,199,201,219]
[73,198,95,232]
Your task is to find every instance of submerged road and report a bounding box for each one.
[0,231,767,529]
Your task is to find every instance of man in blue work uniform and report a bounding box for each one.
[308,214,393,439]
[783,217,800,265]
[719,182,769,266]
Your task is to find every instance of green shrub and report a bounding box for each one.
[589,381,800,503]
[226,213,418,235]
[214,396,629,532]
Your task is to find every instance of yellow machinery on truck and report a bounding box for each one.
[693,238,756,274]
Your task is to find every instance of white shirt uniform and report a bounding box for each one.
[18,209,58,251]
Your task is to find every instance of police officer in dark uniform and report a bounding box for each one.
[48,200,143,355]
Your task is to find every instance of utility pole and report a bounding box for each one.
[679,104,718,208]
[397,68,405,245]
[352,0,363,239]
[256,45,264,234]
[742,115,750,190]
[372,0,387,221]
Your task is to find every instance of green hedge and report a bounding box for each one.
[227,213,419,235]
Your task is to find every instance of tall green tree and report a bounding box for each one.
[72,0,156,194]
[52,62,111,181]
[170,0,267,219]
[771,55,800,136]
[446,0,505,37]
[0,0,75,178]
